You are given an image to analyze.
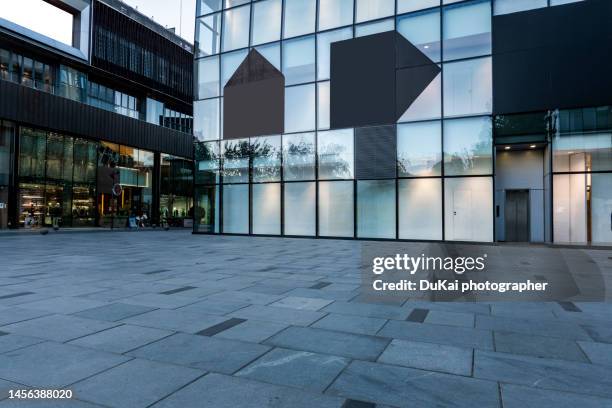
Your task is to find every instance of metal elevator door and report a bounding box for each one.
[505,190,530,242]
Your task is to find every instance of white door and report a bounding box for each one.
[452,189,472,240]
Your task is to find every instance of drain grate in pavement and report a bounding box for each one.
[0,331,8,336]
[534,275,548,281]
[8,272,46,279]
[159,286,197,295]
[0,292,34,300]
[342,399,376,408]
[558,301,582,312]
[195,318,247,336]
[407,308,429,323]
[310,282,332,289]
[143,269,171,275]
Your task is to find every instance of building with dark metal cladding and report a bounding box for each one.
[0,0,195,229]
[192,0,611,246]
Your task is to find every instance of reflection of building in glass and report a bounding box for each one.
[193,0,611,246]
[0,0,194,229]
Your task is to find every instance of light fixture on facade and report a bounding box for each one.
[505,146,511,150]
[530,144,536,148]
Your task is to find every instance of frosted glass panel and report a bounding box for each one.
[283,132,315,181]
[444,177,493,242]
[553,174,587,243]
[357,180,396,239]
[194,99,219,141]
[494,0,546,15]
[251,0,282,45]
[443,0,491,60]
[397,8,440,62]
[222,5,250,51]
[285,84,316,133]
[253,183,280,235]
[284,182,316,236]
[283,0,316,38]
[399,178,442,240]
[356,0,394,23]
[443,57,492,117]
[319,181,354,237]
[317,28,352,81]
[443,116,493,176]
[318,81,330,130]
[397,121,442,177]
[318,129,354,180]
[319,0,353,30]
[223,184,249,233]
[397,72,441,122]
[591,174,612,245]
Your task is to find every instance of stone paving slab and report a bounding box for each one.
[0,307,50,326]
[229,304,326,326]
[578,341,612,366]
[69,324,174,354]
[120,308,228,333]
[72,303,157,322]
[214,319,288,343]
[501,383,612,408]
[0,334,45,354]
[312,314,387,336]
[494,331,588,362]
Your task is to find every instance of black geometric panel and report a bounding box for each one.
[224,50,284,139]
[493,0,612,115]
[330,31,440,129]
[355,125,397,180]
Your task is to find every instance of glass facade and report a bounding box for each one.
[192,0,596,244]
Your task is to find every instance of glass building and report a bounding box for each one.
[0,0,194,229]
[193,0,611,246]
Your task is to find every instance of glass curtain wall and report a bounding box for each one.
[193,0,495,241]
[161,154,194,227]
[0,121,15,229]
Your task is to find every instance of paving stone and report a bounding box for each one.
[150,373,345,408]
[265,327,389,361]
[236,348,349,392]
[582,324,612,343]
[424,310,475,328]
[73,359,203,408]
[229,305,326,326]
[17,296,107,315]
[1,314,119,342]
[322,301,411,320]
[0,342,128,388]
[0,399,105,407]
[327,360,500,408]
[501,383,612,408]
[270,296,334,311]
[378,320,494,350]
[176,298,250,315]
[578,341,612,366]
[494,331,588,362]
[475,315,591,341]
[69,324,173,354]
[378,339,473,376]
[203,290,284,305]
[127,333,270,374]
[284,288,358,301]
[120,293,199,309]
[474,350,612,398]
[0,307,51,326]
[73,303,156,322]
[121,309,228,333]
[0,378,20,401]
[214,319,288,343]
[312,314,387,336]
[0,334,45,354]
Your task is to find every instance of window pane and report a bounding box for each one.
[318,81,330,130]
[356,0,395,23]
[195,141,220,184]
[284,182,316,236]
[319,181,354,237]
[397,121,442,177]
[399,178,442,240]
[318,129,354,180]
[494,0,546,15]
[195,185,219,233]
[196,13,221,56]
[194,99,220,141]
[225,0,249,8]
[397,8,440,62]
[251,0,282,45]
[283,0,316,39]
[223,138,250,183]
[255,42,281,70]
[443,57,492,117]
[443,0,491,61]
[355,19,394,37]
[252,135,281,182]
[397,71,441,122]
[199,0,222,15]
[444,116,492,176]
[318,0,353,30]
[285,84,315,133]
[283,36,315,85]
[222,5,251,52]
[221,49,248,94]
[283,132,315,181]
[590,174,612,245]
[357,180,396,239]
[398,0,439,14]
[444,176,493,242]
[197,56,219,99]
[223,184,249,233]
[317,28,352,81]
[253,183,280,235]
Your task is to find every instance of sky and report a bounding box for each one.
[121,0,196,43]
[0,0,196,45]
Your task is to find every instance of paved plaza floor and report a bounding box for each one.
[0,230,611,407]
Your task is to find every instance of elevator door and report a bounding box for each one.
[505,190,530,242]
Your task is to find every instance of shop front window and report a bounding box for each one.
[161,154,194,227]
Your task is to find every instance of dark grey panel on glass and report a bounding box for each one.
[223,50,285,139]
[355,125,397,180]
[493,0,612,115]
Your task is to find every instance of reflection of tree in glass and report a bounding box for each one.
[319,142,350,179]
[252,138,281,181]
[223,139,250,180]
[446,135,491,173]
[285,138,315,179]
